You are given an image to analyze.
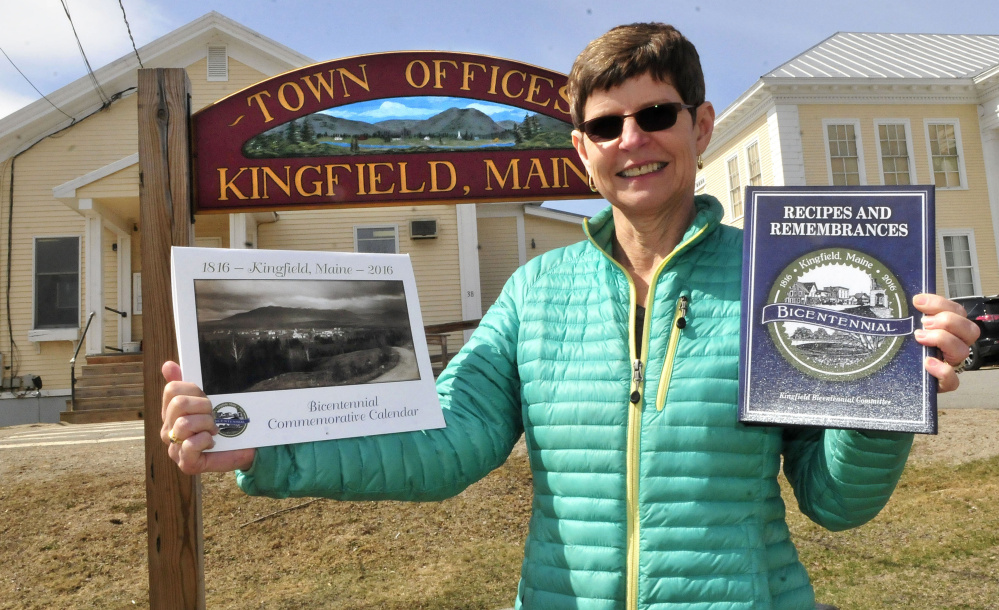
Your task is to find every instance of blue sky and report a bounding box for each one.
[2,0,998,215]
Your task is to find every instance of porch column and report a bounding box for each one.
[980,127,999,274]
[229,213,258,248]
[767,104,806,186]
[84,206,104,355]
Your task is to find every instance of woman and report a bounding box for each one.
[162,23,979,609]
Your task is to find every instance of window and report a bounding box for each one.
[355,226,398,253]
[35,236,80,328]
[875,121,913,185]
[939,230,979,298]
[925,120,965,189]
[824,121,863,185]
[726,155,743,218]
[745,141,762,187]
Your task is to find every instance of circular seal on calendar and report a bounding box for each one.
[763,248,913,381]
[213,402,250,438]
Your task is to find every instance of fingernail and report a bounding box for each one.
[914,329,926,340]
[921,316,935,328]
[914,294,928,306]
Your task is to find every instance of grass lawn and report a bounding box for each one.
[788,455,999,609]
[2,415,997,609]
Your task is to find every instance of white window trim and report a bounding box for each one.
[873,119,917,185]
[353,224,400,253]
[744,138,763,188]
[923,118,968,190]
[938,228,981,298]
[822,119,867,185]
[31,235,82,341]
[725,152,744,221]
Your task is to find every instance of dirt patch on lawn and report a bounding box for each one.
[908,408,999,464]
[0,409,995,609]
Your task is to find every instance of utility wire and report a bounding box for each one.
[0,45,75,122]
[118,0,143,69]
[59,0,111,106]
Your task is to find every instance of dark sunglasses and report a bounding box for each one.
[579,102,696,142]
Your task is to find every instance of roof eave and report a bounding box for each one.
[0,11,313,161]
[707,75,985,157]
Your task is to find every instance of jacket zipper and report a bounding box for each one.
[655,295,689,411]
[583,215,711,610]
[625,286,646,610]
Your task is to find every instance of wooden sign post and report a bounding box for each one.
[138,68,203,609]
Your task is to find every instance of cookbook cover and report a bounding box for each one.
[739,185,936,434]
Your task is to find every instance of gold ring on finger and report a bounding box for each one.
[168,429,182,444]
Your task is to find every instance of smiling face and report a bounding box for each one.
[572,72,715,223]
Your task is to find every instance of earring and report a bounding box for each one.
[588,174,598,192]
[697,155,703,170]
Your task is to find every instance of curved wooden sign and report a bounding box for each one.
[192,52,596,212]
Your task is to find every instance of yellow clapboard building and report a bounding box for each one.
[702,32,999,301]
[0,12,586,425]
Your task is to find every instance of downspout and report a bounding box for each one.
[5,156,16,389]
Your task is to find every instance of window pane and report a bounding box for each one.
[36,276,79,326]
[879,123,910,186]
[35,237,79,328]
[746,143,762,186]
[35,237,78,274]
[945,268,975,298]
[928,122,961,188]
[356,226,397,254]
[942,235,976,297]
[944,235,972,267]
[827,123,861,185]
[727,157,742,217]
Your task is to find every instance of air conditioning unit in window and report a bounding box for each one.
[410,219,438,239]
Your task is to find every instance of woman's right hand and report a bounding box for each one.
[161,361,256,474]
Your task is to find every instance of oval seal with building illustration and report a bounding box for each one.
[213,402,250,438]
[763,248,915,381]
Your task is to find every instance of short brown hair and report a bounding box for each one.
[567,23,705,128]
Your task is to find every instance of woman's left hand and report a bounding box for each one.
[912,293,981,392]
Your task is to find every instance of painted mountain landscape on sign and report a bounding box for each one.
[243,96,572,158]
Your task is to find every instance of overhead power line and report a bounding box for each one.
[118,0,143,68]
[0,45,75,121]
[59,0,111,106]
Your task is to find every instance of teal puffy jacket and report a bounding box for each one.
[237,195,913,609]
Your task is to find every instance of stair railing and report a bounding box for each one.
[69,311,97,412]
[104,306,128,352]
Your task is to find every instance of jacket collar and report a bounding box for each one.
[583,194,725,259]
